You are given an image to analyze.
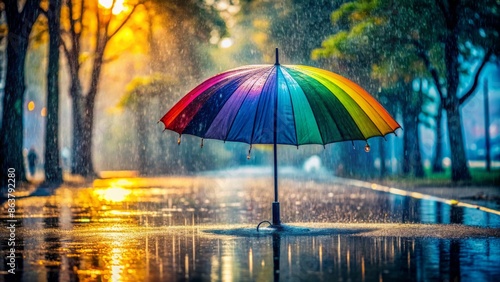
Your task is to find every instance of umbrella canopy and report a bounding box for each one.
[160,49,401,230]
[160,66,399,147]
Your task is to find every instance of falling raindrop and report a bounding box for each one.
[200,139,204,148]
[247,145,252,160]
[178,135,181,145]
[364,143,370,153]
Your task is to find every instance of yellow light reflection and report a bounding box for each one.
[248,248,253,277]
[221,254,233,281]
[361,256,365,282]
[95,187,131,202]
[109,237,127,281]
[41,107,47,117]
[319,244,323,273]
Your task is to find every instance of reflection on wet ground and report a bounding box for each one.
[1,174,500,281]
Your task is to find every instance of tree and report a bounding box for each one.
[61,0,227,177]
[431,102,445,172]
[315,0,499,181]
[434,0,497,181]
[1,0,41,186]
[311,0,425,178]
[115,0,228,175]
[43,0,63,184]
[61,0,141,177]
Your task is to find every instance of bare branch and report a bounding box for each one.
[95,1,102,32]
[459,49,493,105]
[110,0,117,14]
[66,0,81,57]
[61,39,71,61]
[107,3,140,39]
[102,53,120,64]
[77,0,84,41]
[67,0,75,35]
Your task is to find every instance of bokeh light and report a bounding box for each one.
[28,101,35,111]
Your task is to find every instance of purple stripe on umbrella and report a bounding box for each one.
[205,66,274,141]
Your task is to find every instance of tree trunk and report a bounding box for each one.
[70,81,85,175]
[445,104,471,181]
[413,123,425,178]
[432,106,445,172]
[75,41,106,178]
[378,137,387,178]
[401,85,412,176]
[44,0,63,184]
[443,3,472,182]
[0,0,43,185]
[0,31,28,185]
[402,108,420,176]
[402,122,411,175]
[401,82,424,178]
[77,96,95,177]
[136,99,148,175]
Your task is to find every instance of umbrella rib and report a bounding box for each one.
[224,66,275,143]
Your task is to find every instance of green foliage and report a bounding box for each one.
[313,0,500,181]
[313,0,431,86]
[316,0,499,85]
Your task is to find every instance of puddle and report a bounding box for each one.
[1,175,499,280]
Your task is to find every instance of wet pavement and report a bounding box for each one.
[1,168,500,281]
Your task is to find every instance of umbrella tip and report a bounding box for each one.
[247,144,252,160]
[275,48,280,65]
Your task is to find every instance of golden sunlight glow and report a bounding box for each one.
[95,187,131,202]
[98,0,126,15]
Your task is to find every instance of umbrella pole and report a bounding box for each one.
[272,47,281,227]
[272,141,280,226]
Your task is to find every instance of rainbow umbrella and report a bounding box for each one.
[160,49,400,230]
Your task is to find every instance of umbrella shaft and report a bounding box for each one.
[274,142,278,202]
[273,55,280,226]
[272,202,280,226]
[272,135,280,226]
